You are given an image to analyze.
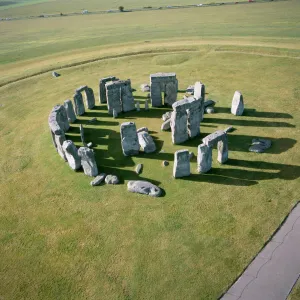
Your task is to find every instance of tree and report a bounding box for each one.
[118,6,124,12]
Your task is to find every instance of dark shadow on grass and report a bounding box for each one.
[215,107,293,119]
[125,107,172,119]
[202,117,295,128]
[134,95,149,100]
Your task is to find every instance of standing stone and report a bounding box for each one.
[217,135,228,164]
[186,97,201,138]
[54,133,67,161]
[186,85,194,94]
[113,108,118,118]
[138,131,156,153]
[74,92,85,116]
[120,122,140,156]
[78,147,98,177]
[135,101,140,111]
[105,175,119,184]
[171,101,188,144]
[121,80,135,112]
[79,125,87,146]
[197,144,212,173]
[164,81,177,106]
[99,76,118,104]
[145,99,149,111]
[64,100,76,123]
[173,149,190,178]
[194,81,205,120]
[127,181,162,197]
[62,140,81,170]
[161,119,171,131]
[231,91,244,116]
[84,87,95,109]
[150,82,162,107]
[106,81,122,115]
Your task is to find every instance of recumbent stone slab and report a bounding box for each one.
[127,181,162,197]
[63,100,76,123]
[120,122,140,156]
[231,91,244,116]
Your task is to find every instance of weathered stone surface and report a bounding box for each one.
[138,131,156,153]
[171,101,188,144]
[120,79,135,112]
[84,87,95,109]
[161,119,171,131]
[120,122,139,156]
[78,147,98,177]
[224,126,234,133]
[194,81,205,120]
[137,127,148,133]
[249,138,272,153]
[127,180,162,197]
[79,125,86,146]
[48,105,69,134]
[197,144,212,173]
[162,111,172,121]
[202,130,226,147]
[205,106,214,114]
[140,83,150,92]
[135,101,140,111]
[99,76,118,103]
[186,85,194,94]
[144,99,149,110]
[105,175,119,184]
[106,81,122,115]
[63,100,76,123]
[162,160,169,167]
[173,149,190,178]
[150,82,162,107]
[54,133,67,161]
[62,140,81,170]
[204,100,216,108]
[90,173,106,186]
[217,135,228,164]
[164,81,177,106]
[135,164,143,174]
[113,108,118,118]
[76,85,87,93]
[52,71,60,77]
[74,92,85,116]
[231,91,244,116]
[186,97,201,138]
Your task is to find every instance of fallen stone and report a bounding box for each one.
[135,164,143,174]
[173,149,190,178]
[204,100,216,108]
[231,91,244,116]
[171,101,188,144]
[205,106,214,114]
[87,142,93,148]
[90,173,106,186]
[249,138,272,153]
[105,175,119,184]
[78,147,98,177]
[162,160,169,167]
[127,180,162,197]
[140,83,150,92]
[138,131,156,153]
[224,126,235,133]
[186,85,194,94]
[162,111,172,121]
[120,122,139,156]
[161,119,171,131]
[137,127,148,133]
[52,71,60,77]
[62,140,81,170]
[88,117,97,124]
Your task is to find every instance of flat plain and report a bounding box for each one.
[0,0,300,299]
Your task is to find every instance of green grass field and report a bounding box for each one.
[0,0,300,299]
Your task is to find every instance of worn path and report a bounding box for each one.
[221,202,300,300]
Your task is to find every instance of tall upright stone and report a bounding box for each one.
[99,76,118,104]
[106,81,122,115]
[74,92,85,116]
[173,149,190,178]
[62,140,81,170]
[217,135,228,164]
[79,124,87,146]
[64,100,76,123]
[165,81,177,106]
[231,91,244,116]
[197,144,212,173]
[120,122,139,156]
[171,101,188,144]
[150,82,163,107]
[186,97,201,138]
[78,147,98,177]
[194,81,205,120]
[85,87,95,109]
[54,133,67,161]
[49,104,70,133]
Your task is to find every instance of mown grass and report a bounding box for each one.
[0,0,300,299]
[0,45,300,299]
